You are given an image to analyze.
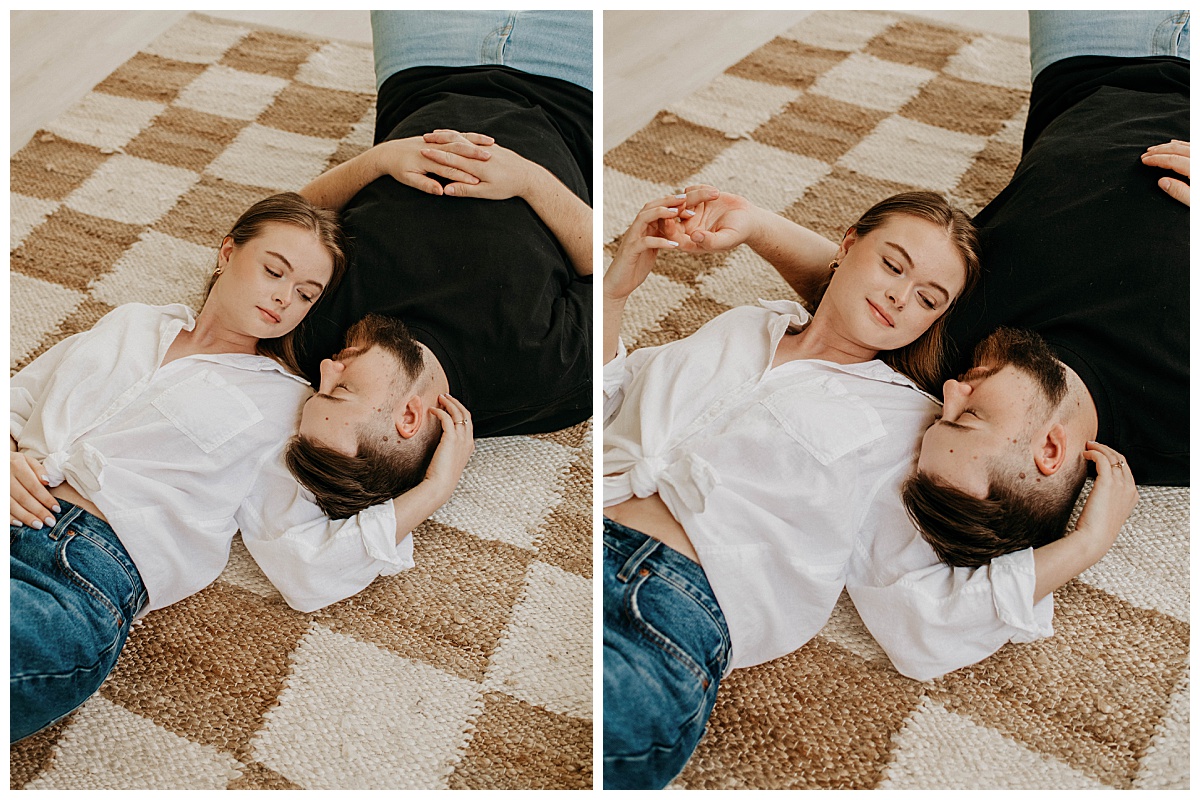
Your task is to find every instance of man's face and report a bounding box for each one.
[299,346,409,455]
[916,328,1067,497]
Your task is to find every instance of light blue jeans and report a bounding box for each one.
[1030,10,1190,80]
[370,10,593,91]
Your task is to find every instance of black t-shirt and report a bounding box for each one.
[945,55,1189,485]
[295,66,592,437]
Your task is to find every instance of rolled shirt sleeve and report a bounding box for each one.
[848,543,1054,682]
[237,448,415,612]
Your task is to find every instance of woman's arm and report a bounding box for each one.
[299,134,495,211]
[1031,442,1139,601]
[419,133,593,277]
[678,185,840,302]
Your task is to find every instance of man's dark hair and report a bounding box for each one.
[286,428,439,519]
[286,313,440,519]
[901,464,1087,567]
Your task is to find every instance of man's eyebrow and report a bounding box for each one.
[266,250,325,290]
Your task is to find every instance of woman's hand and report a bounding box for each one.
[420,138,539,200]
[423,393,475,501]
[1074,442,1139,558]
[10,450,59,530]
[374,133,493,196]
[674,185,761,253]
[605,194,702,303]
[1141,140,1190,206]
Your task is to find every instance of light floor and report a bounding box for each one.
[12,11,1029,155]
[604,10,1029,147]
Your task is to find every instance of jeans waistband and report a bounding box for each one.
[603,517,726,621]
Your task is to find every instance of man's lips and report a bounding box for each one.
[867,299,894,327]
[257,306,281,324]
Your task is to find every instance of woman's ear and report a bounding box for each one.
[218,236,235,267]
[836,226,858,261]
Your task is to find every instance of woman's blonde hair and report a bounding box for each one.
[205,192,348,375]
[813,191,981,394]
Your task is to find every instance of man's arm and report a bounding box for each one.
[420,134,593,277]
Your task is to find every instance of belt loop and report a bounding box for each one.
[616,535,659,583]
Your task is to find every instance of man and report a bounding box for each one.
[671,10,1186,679]
[222,11,592,611]
[282,10,592,519]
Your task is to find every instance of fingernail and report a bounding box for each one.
[11,520,21,527]
[52,504,61,514]
[44,516,55,527]
[675,194,687,199]
[31,520,43,530]
[40,475,50,483]
[682,209,696,217]
[667,241,680,247]
[445,186,456,196]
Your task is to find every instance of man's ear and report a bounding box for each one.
[394,394,426,440]
[1033,422,1068,476]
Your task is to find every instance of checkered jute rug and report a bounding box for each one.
[10,14,591,789]
[604,11,1188,790]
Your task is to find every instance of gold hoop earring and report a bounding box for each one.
[829,260,839,271]
[213,266,224,276]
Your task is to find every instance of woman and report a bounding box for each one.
[602,186,981,789]
[8,193,350,742]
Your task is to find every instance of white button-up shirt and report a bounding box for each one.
[11,304,412,614]
[604,300,1052,678]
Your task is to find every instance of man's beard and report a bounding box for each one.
[971,326,1067,408]
[342,313,425,382]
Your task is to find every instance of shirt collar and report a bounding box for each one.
[756,298,940,403]
[158,304,312,387]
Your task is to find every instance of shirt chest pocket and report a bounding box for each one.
[151,370,263,453]
[759,375,887,465]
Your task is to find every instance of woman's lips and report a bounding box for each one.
[867,299,894,327]
[257,306,281,324]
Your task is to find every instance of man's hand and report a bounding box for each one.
[10,450,58,530]
[423,393,475,500]
[374,134,494,196]
[420,138,539,200]
[1141,140,1190,207]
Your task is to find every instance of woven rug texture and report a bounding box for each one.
[10,14,591,790]
[603,11,1188,790]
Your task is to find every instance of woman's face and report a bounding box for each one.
[819,214,966,353]
[210,222,334,339]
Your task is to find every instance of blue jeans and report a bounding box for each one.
[602,518,731,790]
[1030,10,1190,79]
[10,501,147,742]
[370,10,593,91]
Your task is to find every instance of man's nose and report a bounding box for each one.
[941,378,972,418]
[317,357,344,392]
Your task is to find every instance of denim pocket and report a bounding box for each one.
[56,528,137,637]
[623,567,723,693]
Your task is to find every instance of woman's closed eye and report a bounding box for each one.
[265,265,283,278]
